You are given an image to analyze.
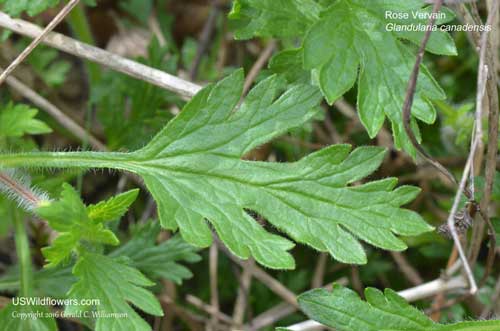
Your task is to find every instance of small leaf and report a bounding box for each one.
[37,184,120,267]
[87,189,139,223]
[66,251,163,331]
[0,103,52,138]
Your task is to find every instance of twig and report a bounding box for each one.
[481,276,500,319]
[246,302,296,331]
[242,40,277,95]
[399,0,481,297]
[159,295,206,331]
[322,107,341,144]
[0,11,202,98]
[232,259,253,326]
[333,98,357,119]
[443,28,492,294]
[286,276,467,331]
[390,252,423,286]
[161,280,178,331]
[311,253,327,289]
[185,295,233,325]
[209,244,219,330]
[0,0,81,86]
[4,72,106,151]
[215,238,298,307]
[350,266,364,297]
[469,0,484,26]
[445,138,479,294]
[456,3,481,47]
[430,247,459,320]
[401,0,458,188]
[469,0,499,283]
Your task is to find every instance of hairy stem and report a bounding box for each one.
[0,151,134,172]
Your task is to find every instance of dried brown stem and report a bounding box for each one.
[0,0,81,86]
[0,11,201,98]
[185,295,233,325]
[242,40,277,95]
[208,244,220,330]
[311,253,328,289]
[468,0,499,278]
[390,252,423,286]
[232,259,253,326]
[401,0,458,189]
[215,238,298,308]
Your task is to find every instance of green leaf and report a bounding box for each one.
[297,285,500,331]
[0,0,59,16]
[0,103,52,138]
[114,70,431,269]
[229,0,321,39]
[302,0,451,156]
[1,71,433,270]
[0,303,56,331]
[110,223,201,284]
[66,251,163,331]
[231,0,456,157]
[87,189,139,223]
[37,184,119,267]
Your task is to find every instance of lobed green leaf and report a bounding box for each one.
[0,103,52,138]
[118,70,433,269]
[298,285,500,331]
[66,251,163,331]
[37,184,125,267]
[87,189,139,223]
[230,0,457,157]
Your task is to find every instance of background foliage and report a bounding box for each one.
[0,0,499,330]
